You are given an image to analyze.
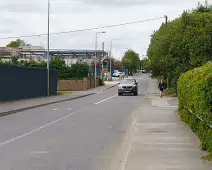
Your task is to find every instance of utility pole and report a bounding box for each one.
[109,40,113,81]
[94,33,98,88]
[165,15,168,25]
[102,42,104,62]
[47,0,50,96]
[164,15,169,89]
[95,31,106,87]
[102,42,104,78]
[122,57,123,70]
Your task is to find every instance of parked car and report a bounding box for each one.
[118,78,138,96]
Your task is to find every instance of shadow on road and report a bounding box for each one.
[118,93,145,97]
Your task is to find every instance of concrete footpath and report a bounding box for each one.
[124,78,212,170]
[0,82,118,117]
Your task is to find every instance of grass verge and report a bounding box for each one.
[164,88,177,97]
[202,153,212,161]
[57,91,75,95]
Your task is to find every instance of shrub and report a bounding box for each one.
[178,63,212,152]
[164,88,177,97]
[2,57,90,80]
[99,78,105,86]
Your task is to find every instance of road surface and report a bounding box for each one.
[0,75,149,170]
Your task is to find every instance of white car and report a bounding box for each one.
[113,72,122,77]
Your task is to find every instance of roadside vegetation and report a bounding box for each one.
[0,56,90,80]
[145,2,212,92]
[57,91,75,95]
[123,50,140,73]
[144,1,212,159]
[178,62,212,160]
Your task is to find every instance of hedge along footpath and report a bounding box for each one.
[178,62,212,156]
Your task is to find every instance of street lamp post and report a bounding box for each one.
[47,0,50,96]
[95,31,106,87]
[109,39,119,81]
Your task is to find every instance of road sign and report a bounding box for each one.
[103,68,108,73]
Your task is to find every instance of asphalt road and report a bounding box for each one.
[0,74,150,170]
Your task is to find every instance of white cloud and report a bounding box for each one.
[0,0,210,59]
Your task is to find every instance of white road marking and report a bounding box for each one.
[94,94,118,105]
[139,76,144,80]
[52,108,58,111]
[0,109,83,147]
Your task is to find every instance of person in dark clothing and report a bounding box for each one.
[158,80,164,98]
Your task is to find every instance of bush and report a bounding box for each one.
[178,62,212,153]
[99,78,105,86]
[49,58,89,80]
[2,57,90,80]
[203,152,212,161]
[164,88,177,97]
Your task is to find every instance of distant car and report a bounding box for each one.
[113,72,123,77]
[142,70,146,73]
[118,78,138,96]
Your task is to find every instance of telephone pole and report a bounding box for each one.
[164,15,169,89]
[165,15,168,26]
[94,31,106,87]
[102,42,104,76]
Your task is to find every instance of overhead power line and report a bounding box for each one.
[0,16,165,40]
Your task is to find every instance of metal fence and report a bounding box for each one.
[0,64,58,102]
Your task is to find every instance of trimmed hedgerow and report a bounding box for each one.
[178,62,212,152]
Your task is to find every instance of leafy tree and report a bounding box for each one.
[147,2,212,90]
[50,57,66,70]
[0,57,3,63]
[71,61,90,78]
[140,57,151,71]
[11,56,20,65]
[112,58,122,70]
[23,59,43,68]
[7,39,31,48]
[1,55,92,80]
[123,50,140,72]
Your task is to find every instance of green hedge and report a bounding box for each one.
[3,56,90,80]
[178,62,212,152]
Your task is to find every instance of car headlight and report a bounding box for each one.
[118,85,123,89]
[133,85,136,87]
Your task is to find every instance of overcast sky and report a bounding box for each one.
[0,0,210,60]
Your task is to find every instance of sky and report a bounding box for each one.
[0,0,210,60]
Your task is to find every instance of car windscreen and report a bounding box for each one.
[120,79,135,84]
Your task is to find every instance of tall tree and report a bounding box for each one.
[147,1,212,90]
[7,39,31,48]
[123,50,140,72]
[140,57,151,71]
[113,58,122,70]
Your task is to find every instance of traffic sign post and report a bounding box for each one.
[101,59,108,80]
[103,68,108,73]
[103,60,107,67]
[102,59,108,73]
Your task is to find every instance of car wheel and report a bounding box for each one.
[118,92,123,96]
[134,92,138,96]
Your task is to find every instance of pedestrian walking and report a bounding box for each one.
[158,80,164,98]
